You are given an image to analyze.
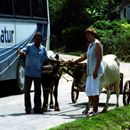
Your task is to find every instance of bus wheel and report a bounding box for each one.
[16,59,25,93]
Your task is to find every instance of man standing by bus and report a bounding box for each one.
[18,32,48,114]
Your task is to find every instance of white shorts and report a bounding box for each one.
[85,74,102,96]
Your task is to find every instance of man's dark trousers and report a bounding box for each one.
[24,76,41,112]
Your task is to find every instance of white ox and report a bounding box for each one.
[85,54,120,113]
[99,54,120,112]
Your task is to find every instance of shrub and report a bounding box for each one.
[92,19,130,61]
[57,19,130,61]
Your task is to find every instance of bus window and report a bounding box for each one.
[32,0,47,18]
[0,0,13,15]
[43,0,47,18]
[15,0,30,16]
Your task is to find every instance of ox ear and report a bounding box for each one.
[55,54,59,60]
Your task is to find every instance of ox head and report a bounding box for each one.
[47,50,59,60]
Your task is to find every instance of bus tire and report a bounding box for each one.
[16,59,25,93]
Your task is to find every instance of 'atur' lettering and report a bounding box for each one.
[0,27,14,43]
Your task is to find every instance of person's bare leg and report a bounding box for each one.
[93,95,99,113]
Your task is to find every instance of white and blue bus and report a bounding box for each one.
[0,0,50,93]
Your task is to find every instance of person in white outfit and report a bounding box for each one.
[73,28,104,115]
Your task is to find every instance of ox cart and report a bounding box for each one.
[40,52,130,111]
[62,61,130,106]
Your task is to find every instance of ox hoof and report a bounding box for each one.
[102,108,107,113]
[49,104,54,109]
[82,108,88,114]
[41,106,48,112]
[54,107,60,111]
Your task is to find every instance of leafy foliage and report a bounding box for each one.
[61,26,86,52]
[49,0,130,61]
[49,0,118,50]
[91,19,130,60]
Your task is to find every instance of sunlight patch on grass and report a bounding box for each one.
[49,105,130,130]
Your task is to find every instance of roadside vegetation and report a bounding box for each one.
[49,105,130,130]
[61,19,130,61]
[49,0,130,62]
[91,19,130,61]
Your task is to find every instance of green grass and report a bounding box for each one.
[49,105,130,130]
[65,51,82,56]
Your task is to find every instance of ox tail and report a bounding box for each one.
[114,55,120,67]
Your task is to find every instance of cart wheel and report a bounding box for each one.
[71,82,79,103]
[123,80,130,106]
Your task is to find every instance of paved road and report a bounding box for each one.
[0,54,129,130]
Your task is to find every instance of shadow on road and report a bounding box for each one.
[0,112,26,117]
[0,80,20,97]
[43,102,117,120]
[72,102,116,108]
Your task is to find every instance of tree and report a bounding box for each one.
[49,0,118,50]
[50,0,90,48]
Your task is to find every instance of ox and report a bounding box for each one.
[83,54,120,114]
[41,51,61,112]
